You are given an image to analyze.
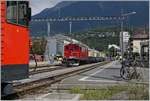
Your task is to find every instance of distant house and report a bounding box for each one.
[132,28,149,54]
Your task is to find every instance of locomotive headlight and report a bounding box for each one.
[69,56,75,58]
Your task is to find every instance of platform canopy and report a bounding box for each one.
[108,44,120,50]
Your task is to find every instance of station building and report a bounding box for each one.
[132,28,149,54]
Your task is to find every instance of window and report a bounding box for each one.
[6,1,29,26]
[18,1,28,26]
[7,1,17,24]
[75,46,79,50]
[79,47,81,50]
[65,46,69,50]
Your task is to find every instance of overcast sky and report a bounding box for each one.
[30,0,60,15]
[30,0,147,15]
[30,0,84,15]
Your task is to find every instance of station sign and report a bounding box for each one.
[121,32,130,42]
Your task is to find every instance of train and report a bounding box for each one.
[1,1,31,96]
[62,43,105,66]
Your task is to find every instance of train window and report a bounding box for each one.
[6,1,28,26]
[18,1,28,26]
[79,47,81,50]
[6,1,17,24]
[65,46,69,50]
[74,46,78,50]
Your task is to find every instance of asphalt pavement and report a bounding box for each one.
[20,61,149,100]
[51,61,149,90]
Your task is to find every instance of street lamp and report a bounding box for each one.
[122,11,136,16]
[69,21,72,34]
[120,10,136,61]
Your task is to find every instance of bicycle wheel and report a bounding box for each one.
[120,65,135,80]
[134,61,145,81]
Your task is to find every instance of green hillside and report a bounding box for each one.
[67,27,121,52]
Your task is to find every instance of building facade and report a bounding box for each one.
[132,28,149,54]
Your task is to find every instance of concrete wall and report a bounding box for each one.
[57,41,64,56]
[47,38,57,56]
[44,38,71,61]
[44,38,57,61]
[133,39,148,54]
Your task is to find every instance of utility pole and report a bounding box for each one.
[47,22,51,62]
[47,22,50,37]
[58,8,61,18]
[120,10,136,60]
[69,21,72,34]
[121,9,124,60]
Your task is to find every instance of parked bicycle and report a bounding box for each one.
[120,51,144,80]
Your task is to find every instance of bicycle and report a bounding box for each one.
[120,52,144,81]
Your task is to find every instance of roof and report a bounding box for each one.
[132,28,149,40]
[108,44,120,50]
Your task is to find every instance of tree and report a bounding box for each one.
[31,37,47,55]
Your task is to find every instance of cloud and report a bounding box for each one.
[30,0,139,15]
[30,0,105,15]
[30,0,61,15]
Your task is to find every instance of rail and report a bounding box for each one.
[2,61,109,100]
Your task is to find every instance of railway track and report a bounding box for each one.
[2,61,109,100]
[29,65,66,75]
[29,63,62,69]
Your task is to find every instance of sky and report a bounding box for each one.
[30,0,148,15]
[30,0,84,15]
[30,0,61,15]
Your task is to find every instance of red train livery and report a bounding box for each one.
[1,1,31,96]
[63,43,89,66]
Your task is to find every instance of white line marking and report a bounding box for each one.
[81,79,148,84]
[37,93,52,99]
[79,62,114,81]
[79,70,102,81]
[81,79,122,83]
[71,94,81,100]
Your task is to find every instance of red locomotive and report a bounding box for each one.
[63,43,105,66]
[63,43,89,66]
[1,1,31,96]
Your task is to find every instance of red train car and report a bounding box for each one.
[63,43,88,66]
[1,1,31,96]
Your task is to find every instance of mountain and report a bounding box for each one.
[30,1,149,36]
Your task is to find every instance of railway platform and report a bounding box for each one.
[13,62,108,86]
[17,61,149,100]
[29,60,61,67]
